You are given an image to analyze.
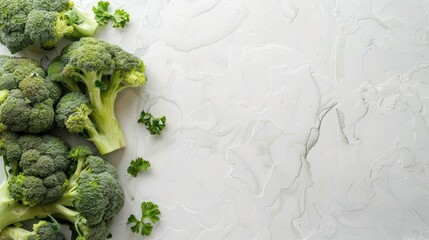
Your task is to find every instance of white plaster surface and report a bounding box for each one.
[1,0,429,239]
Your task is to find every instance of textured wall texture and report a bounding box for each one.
[1,0,428,239]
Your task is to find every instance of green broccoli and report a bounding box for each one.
[49,37,147,155]
[0,140,125,240]
[0,0,98,53]
[0,56,62,133]
[0,132,71,206]
[0,218,65,240]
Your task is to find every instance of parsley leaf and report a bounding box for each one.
[127,202,161,236]
[127,157,151,177]
[112,9,130,28]
[92,1,113,26]
[138,111,167,135]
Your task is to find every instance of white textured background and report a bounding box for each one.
[1,0,429,239]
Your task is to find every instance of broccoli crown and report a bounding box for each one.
[51,37,146,91]
[0,144,124,239]
[0,56,61,133]
[0,0,97,53]
[48,37,146,154]
[55,91,92,132]
[0,132,71,206]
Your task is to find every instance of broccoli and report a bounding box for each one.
[0,56,62,133]
[0,0,98,53]
[0,218,65,240]
[49,37,147,155]
[0,132,71,206]
[0,136,125,240]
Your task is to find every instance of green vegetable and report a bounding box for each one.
[92,1,130,28]
[0,0,98,53]
[127,201,161,236]
[112,9,130,28]
[0,134,125,240]
[92,1,111,26]
[0,218,65,240]
[49,37,147,155]
[138,111,167,135]
[0,56,62,133]
[127,157,150,177]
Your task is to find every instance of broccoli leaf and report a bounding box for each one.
[92,1,112,26]
[112,9,130,28]
[127,202,161,236]
[127,157,151,177]
[138,111,167,135]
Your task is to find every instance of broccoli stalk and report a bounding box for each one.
[76,70,126,154]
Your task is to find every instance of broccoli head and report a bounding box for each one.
[0,56,61,133]
[0,132,71,206]
[50,37,147,155]
[0,144,125,240]
[0,0,98,53]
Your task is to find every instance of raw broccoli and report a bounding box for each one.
[0,132,71,206]
[0,140,125,240]
[49,37,147,155]
[0,56,62,133]
[0,0,98,53]
[0,218,65,240]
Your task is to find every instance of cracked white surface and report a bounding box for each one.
[1,0,429,239]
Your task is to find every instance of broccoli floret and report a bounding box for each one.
[0,144,125,240]
[50,37,147,155]
[0,0,98,53]
[0,56,61,133]
[0,218,65,240]
[0,132,71,206]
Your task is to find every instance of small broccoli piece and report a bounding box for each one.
[93,1,130,28]
[0,0,98,53]
[0,56,62,133]
[50,37,147,155]
[127,201,161,236]
[0,218,65,240]
[0,143,125,240]
[138,110,167,135]
[127,157,150,177]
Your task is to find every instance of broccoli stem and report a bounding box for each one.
[80,70,126,155]
[66,6,98,40]
[0,225,32,239]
